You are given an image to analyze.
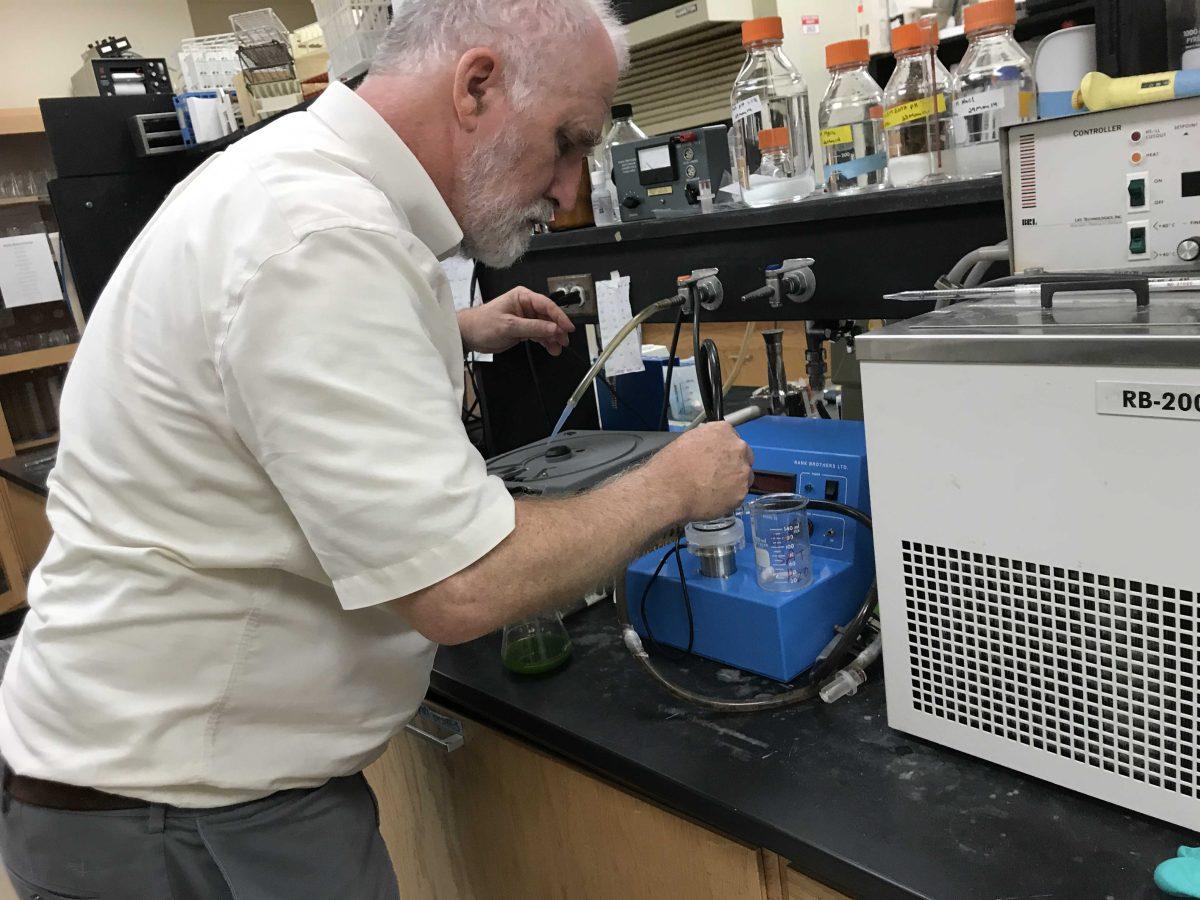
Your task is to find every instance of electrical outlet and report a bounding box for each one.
[546,274,597,321]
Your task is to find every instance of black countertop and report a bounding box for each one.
[0,446,54,498]
[429,602,1190,900]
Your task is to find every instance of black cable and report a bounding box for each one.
[804,498,872,530]
[815,400,831,420]
[638,542,690,662]
[658,307,685,431]
[672,536,695,654]
[697,338,723,422]
[524,341,553,431]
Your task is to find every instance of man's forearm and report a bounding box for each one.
[395,465,683,644]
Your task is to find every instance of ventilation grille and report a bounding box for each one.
[1018,133,1037,209]
[902,541,1199,797]
[613,22,744,136]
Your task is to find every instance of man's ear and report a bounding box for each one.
[453,48,502,132]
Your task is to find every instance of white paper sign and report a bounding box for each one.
[595,272,643,378]
[0,233,63,308]
[441,255,477,311]
[731,95,764,124]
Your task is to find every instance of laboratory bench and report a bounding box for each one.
[366,600,1191,899]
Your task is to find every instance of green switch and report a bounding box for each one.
[1130,226,1148,255]
[1128,178,1147,208]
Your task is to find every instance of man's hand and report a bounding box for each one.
[648,421,754,522]
[392,420,754,645]
[457,286,575,356]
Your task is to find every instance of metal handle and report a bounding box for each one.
[1040,278,1150,309]
[404,705,464,753]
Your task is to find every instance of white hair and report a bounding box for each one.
[371,0,629,107]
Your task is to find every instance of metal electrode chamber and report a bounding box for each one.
[685,516,746,579]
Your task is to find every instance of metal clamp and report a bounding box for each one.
[404,704,464,753]
[676,268,724,312]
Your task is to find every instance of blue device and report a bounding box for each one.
[625,416,874,682]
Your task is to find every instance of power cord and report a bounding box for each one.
[637,537,696,660]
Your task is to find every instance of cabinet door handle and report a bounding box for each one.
[404,704,464,753]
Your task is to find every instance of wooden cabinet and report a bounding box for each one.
[365,704,848,900]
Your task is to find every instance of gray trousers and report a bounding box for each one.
[0,773,399,899]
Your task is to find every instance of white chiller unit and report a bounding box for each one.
[859,287,1200,830]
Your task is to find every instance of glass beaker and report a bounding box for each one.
[501,611,572,675]
[749,493,813,592]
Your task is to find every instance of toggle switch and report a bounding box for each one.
[1129,224,1148,256]
[1127,176,1147,209]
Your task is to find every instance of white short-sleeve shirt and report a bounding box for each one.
[0,84,516,807]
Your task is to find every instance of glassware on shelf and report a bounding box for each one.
[883,19,955,188]
[730,16,817,207]
[819,38,888,194]
[952,0,1036,179]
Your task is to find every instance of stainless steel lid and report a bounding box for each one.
[857,289,1200,367]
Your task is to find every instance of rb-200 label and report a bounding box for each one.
[1096,381,1200,421]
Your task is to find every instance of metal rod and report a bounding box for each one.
[762,329,788,416]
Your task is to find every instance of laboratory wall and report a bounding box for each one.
[0,0,196,108]
[187,0,320,37]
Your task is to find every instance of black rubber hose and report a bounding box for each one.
[697,338,723,423]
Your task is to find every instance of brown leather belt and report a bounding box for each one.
[3,767,148,811]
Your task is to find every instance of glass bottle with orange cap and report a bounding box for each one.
[730,15,817,207]
[882,17,955,187]
[819,38,887,194]
[951,0,1036,178]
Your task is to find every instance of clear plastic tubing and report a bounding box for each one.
[882,19,955,188]
[819,38,887,194]
[730,16,817,207]
[951,0,1036,179]
[749,493,813,592]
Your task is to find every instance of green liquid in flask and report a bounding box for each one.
[501,632,572,675]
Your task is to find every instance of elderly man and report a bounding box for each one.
[0,0,752,896]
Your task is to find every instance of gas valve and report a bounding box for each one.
[740,258,816,308]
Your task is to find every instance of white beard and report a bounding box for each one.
[458,130,554,269]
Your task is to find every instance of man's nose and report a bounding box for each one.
[548,162,583,214]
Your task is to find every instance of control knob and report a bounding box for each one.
[1178,237,1200,263]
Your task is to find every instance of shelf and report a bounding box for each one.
[0,344,77,376]
[12,435,57,453]
[526,175,1003,252]
[0,195,49,208]
[0,108,44,136]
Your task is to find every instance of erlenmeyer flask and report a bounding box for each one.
[501,610,572,675]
